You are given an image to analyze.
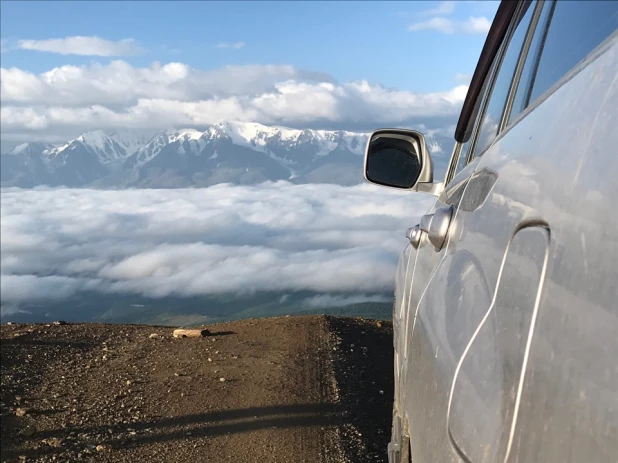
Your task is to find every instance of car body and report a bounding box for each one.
[363,1,618,462]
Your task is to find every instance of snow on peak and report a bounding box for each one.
[206,121,370,156]
[7,142,55,156]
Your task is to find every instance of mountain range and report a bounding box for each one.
[1,122,453,188]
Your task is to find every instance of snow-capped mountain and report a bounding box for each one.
[1,122,453,188]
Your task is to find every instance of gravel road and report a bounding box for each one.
[1,315,394,463]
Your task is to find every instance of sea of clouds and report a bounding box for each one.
[1,183,433,315]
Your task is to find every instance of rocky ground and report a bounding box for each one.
[0,315,394,463]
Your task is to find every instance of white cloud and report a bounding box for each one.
[462,16,492,34]
[16,36,142,56]
[216,42,245,50]
[455,73,472,84]
[409,16,491,34]
[0,61,467,142]
[409,17,455,34]
[0,183,433,305]
[419,1,456,16]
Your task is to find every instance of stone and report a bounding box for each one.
[20,425,37,437]
[173,328,210,338]
[43,438,64,448]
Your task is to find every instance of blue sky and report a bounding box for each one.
[1,0,497,92]
[0,1,498,146]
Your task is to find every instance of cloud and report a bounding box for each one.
[455,73,472,84]
[419,1,456,16]
[16,36,143,56]
[216,42,245,50]
[0,183,433,305]
[409,16,491,34]
[0,61,467,142]
[462,16,492,34]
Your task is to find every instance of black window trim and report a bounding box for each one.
[467,0,544,163]
[454,0,520,144]
[446,0,540,185]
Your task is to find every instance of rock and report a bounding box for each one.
[43,438,64,448]
[53,320,67,326]
[148,333,160,339]
[376,321,383,328]
[173,328,210,338]
[207,358,212,362]
[15,407,28,417]
[96,445,105,452]
[20,425,37,437]
[379,390,384,395]
[7,321,14,325]
[126,380,133,386]
[185,431,192,436]
[219,377,226,382]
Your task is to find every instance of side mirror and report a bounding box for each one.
[363,129,434,191]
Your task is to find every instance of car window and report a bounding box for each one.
[528,0,618,105]
[470,1,536,160]
[454,141,472,176]
[507,1,554,125]
[451,56,499,179]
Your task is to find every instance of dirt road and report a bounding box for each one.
[1,315,394,463]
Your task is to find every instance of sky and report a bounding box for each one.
[0,0,498,147]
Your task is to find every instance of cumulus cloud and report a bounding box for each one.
[0,183,432,306]
[409,16,491,34]
[16,36,143,56]
[0,61,467,142]
[216,42,245,50]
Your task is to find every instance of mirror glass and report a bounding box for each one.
[365,134,422,188]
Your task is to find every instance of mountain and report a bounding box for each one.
[1,122,454,188]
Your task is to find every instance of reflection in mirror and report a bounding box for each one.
[366,134,422,188]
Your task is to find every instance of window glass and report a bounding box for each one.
[451,55,498,178]
[528,1,618,104]
[508,1,554,125]
[454,141,471,175]
[471,2,535,160]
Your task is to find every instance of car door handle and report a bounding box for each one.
[415,206,454,252]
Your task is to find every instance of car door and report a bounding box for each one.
[402,1,618,462]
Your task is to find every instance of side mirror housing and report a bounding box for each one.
[363,129,434,191]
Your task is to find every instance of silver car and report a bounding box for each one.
[363,1,618,462]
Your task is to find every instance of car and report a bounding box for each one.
[362,1,618,462]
